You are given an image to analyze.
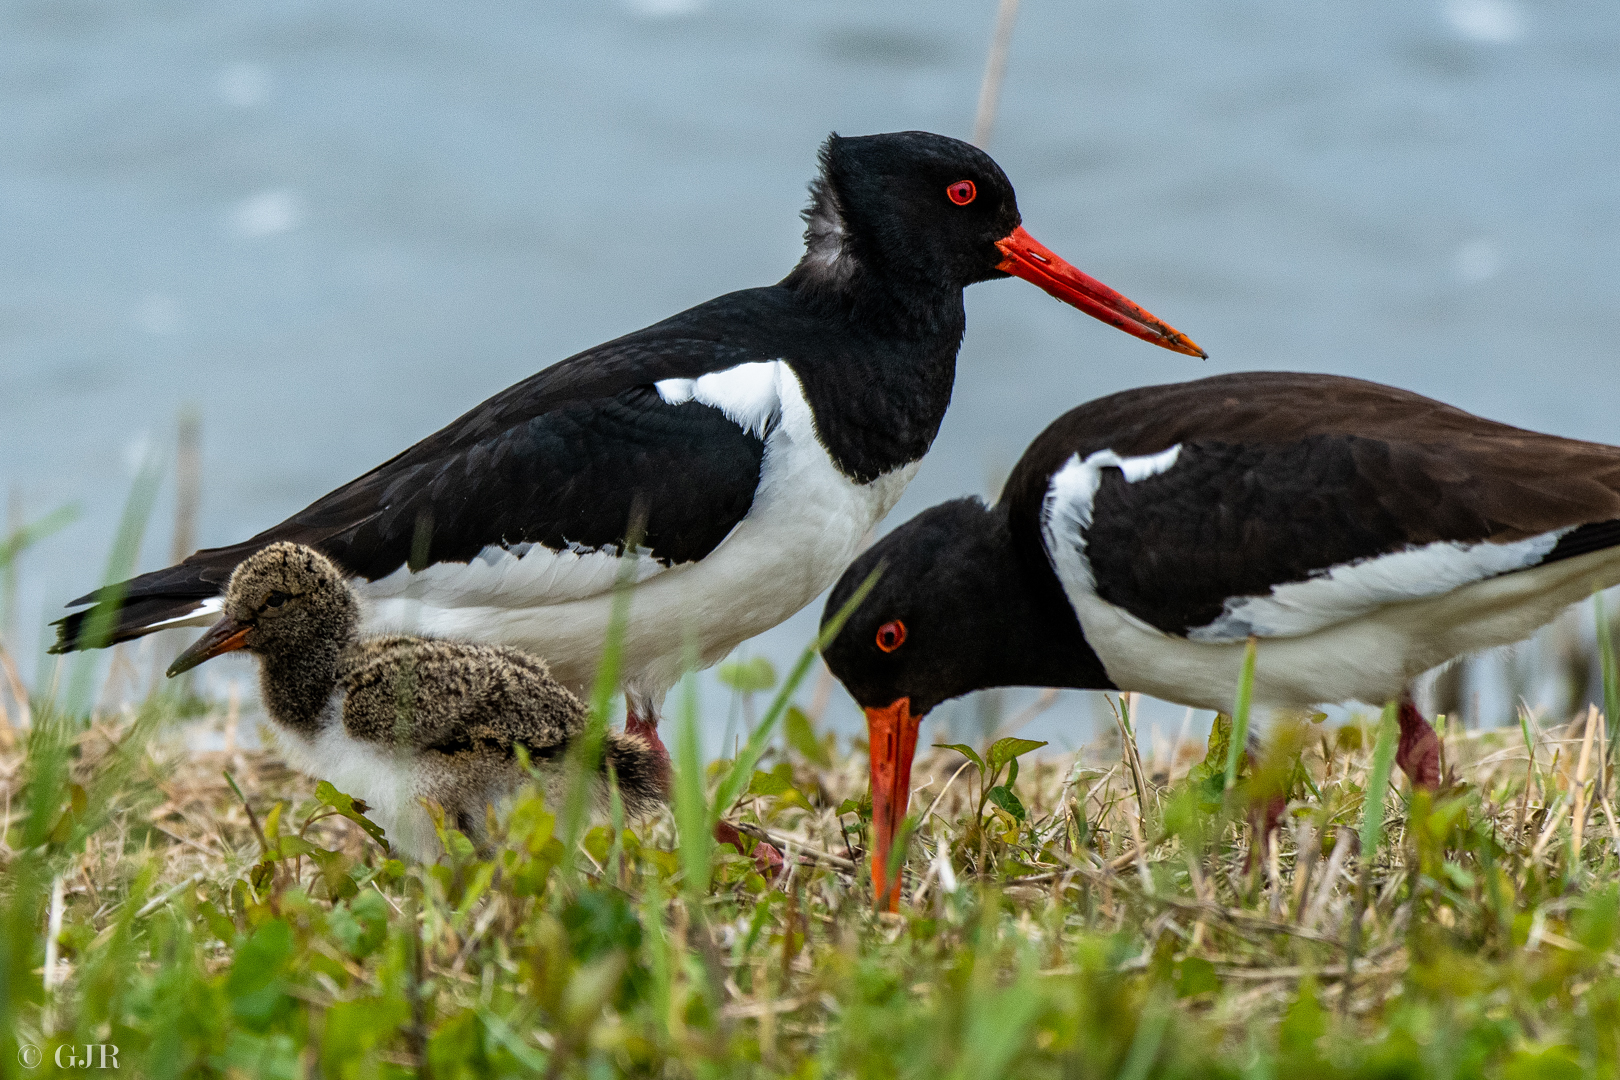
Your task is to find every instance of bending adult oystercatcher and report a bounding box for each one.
[822,371,1620,907]
[53,131,1203,738]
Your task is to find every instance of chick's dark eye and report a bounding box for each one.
[875,620,907,653]
[265,591,291,609]
[946,180,976,206]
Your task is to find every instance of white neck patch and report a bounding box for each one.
[1044,445,1182,537]
[1041,445,1183,593]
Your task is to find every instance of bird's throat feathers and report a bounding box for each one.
[260,640,345,735]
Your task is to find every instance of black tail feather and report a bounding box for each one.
[51,592,218,653]
[51,545,251,653]
[1542,519,1620,566]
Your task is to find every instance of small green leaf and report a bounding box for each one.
[1186,714,1233,790]
[718,656,777,693]
[746,762,795,797]
[274,835,319,859]
[785,706,832,767]
[249,861,275,893]
[934,743,985,773]
[1441,861,1477,891]
[838,795,871,820]
[309,849,358,901]
[986,785,1026,821]
[988,737,1047,770]
[262,801,285,843]
[314,780,389,848]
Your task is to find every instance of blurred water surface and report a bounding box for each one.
[3,0,1618,750]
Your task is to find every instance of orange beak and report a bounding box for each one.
[996,225,1207,358]
[166,616,251,677]
[865,696,921,912]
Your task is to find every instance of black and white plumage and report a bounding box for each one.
[828,371,1620,716]
[53,131,1202,714]
[167,543,668,861]
[823,372,1620,904]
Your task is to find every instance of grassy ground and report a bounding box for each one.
[2,649,1619,1079]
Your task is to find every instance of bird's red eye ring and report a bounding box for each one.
[875,620,907,653]
[946,180,977,206]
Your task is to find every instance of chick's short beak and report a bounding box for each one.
[167,615,251,677]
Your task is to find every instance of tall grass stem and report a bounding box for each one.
[1223,638,1258,792]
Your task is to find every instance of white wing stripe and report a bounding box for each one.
[655,360,783,441]
[1188,530,1569,641]
[1040,445,1182,592]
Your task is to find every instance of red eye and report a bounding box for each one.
[875,620,907,653]
[946,180,977,206]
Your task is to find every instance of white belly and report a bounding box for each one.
[270,702,443,862]
[352,363,916,702]
[1069,545,1620,712]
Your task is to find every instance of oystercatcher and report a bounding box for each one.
[54,131,1202,740]
[822,371,1620,908]
[167,542,668,861]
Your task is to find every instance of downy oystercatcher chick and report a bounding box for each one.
[57,131,1202,745]
[167,542,667,861]
[822,372,1620,907]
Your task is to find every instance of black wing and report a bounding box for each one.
[1005,372,1620,639]
[55,287,804,651]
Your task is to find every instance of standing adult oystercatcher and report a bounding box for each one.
[821,371,1620,908]
[53,131,1203,743]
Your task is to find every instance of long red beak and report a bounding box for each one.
[996,225,1207,358]
[866,697,921,913]
[167,616,251,677]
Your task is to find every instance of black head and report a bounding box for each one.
[788,131,1021,298]
[823,496,1114,912]
[167,542,359,675]
[784,130,1207,356]
[821,497,1108,717]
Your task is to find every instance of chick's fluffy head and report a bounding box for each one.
[224,541,358,654]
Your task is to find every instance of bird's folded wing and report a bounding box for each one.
[56,290,804,649]
[1014,372,1620,642]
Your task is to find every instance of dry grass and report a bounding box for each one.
[2,673,1618,1077]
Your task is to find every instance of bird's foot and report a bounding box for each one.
[1396,698,1443,791]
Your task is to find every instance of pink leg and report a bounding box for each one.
[625,704,783,879]
[1396,698,1443,791]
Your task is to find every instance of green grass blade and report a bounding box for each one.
[557,531,639,872]
[1596,592,1619,783]
[1359,702,1399,863]
[1223,637,1258,792]
[672,671,713,901]
[0,503,78,574]
[710,565,881,824]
